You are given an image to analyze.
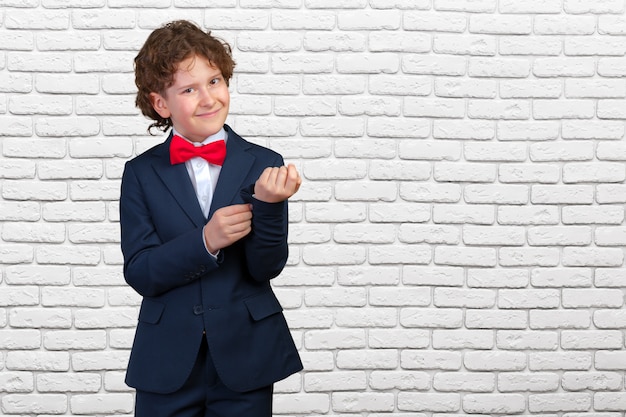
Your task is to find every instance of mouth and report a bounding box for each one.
[196,108,222,118]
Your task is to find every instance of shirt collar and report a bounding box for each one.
[172,127,227,147]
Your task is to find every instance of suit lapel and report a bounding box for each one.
[208,126,255,218]
[151,132,207,228]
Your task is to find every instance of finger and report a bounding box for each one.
[257,167,273,185]
[218,204,252,216]
[284,165,301,193]
[266,167,280,186]
[275,166,289,187]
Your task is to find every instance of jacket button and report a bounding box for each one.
[193,305,203,315]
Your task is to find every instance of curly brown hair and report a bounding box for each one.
[134,20,236,134]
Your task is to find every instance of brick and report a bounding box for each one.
[273,393,329,414]
[43,0,105,6]
[340,96,401,116]
[399,183,461,202]
[9,308,72,329]
[336,349,397,369]
[499,164,560,184]
[530,352,592,371]
[434,372,494,392]
[404,11,466,32]
[1,394,67,414]
[498,372,560,392]
[432,205,495,225]
[333,224,395,243]
[467,269,528,288]
[2,222,65,243]
[433,119,494,140]
[500,0,562,13]
[0,372,34,393]
[596,226,626,246]
[464,351,526,370]
[433,330,495,350]
[401,308,463,328]
[332,392,395,412]
[5,9,69,29]
[302,245,366,265]
[0,72,32,93]
[44,330,107,350]
[600,14,626,34]
[0,330,40,349]
[404,54,466,76]
[436,77,496,98]
[562,247,624,267]
[6,351,69,371]
[531,267,593,287]
[0,159,35,179]
[369,329,429,349]
[464,185,529,205]
[272,10,335,30]
[534,58,596,77]
[463,226,525,246]
[564,0,624,13]
[305,371,367,392]
[399,225,459,244]
[303,32,366,52]
[496,330,559,350]
[500,36,562,56]
[528,226,593,246]
[401,350,462,370]
[469,58,530,78]
[498,120,560,140]
[463,393,526,414]
[595,393,626,411]
[367,116,430,138]
[305,203,366,223]
[433,34,496,56]
[470,15,531,34]
[531,185,594,204]
[1,30,35,51]
[529,393,592,412]
[498,289,560,309]
[37,373,101,393]
[337,265,400,286]
[530,310,591,329]
[70,393,134,414]
[535,15,596,35]
[304,288,366,307]
[398,392,460,412]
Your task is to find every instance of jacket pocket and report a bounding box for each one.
[138,299,165,324]
[244,290,283,321]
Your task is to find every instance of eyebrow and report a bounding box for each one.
[175,71,223,91]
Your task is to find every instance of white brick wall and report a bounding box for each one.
[1,1,626,415]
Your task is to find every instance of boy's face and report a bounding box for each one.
[150,54,230,143]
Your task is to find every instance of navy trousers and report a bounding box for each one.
[134,337,273,417]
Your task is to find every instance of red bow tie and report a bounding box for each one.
[170,134,226,166]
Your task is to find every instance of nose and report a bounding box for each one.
[199,87,216,107]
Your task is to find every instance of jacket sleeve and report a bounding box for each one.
[239,158,290,282]
[119,162,219,297]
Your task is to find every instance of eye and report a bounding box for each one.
[209,77,221,86]
[182,87,195,94]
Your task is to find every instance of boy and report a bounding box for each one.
[119,20,303,417]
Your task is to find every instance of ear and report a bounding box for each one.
[150,92,171,119]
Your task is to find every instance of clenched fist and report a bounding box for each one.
[253,164,302,203]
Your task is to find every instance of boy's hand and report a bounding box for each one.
[203,204,252,254]
[254,164,302,203]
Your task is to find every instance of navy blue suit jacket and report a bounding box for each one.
[119,125,302,394]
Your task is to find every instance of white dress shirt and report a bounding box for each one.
[173,127,226,218]
[173,128,227,257]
